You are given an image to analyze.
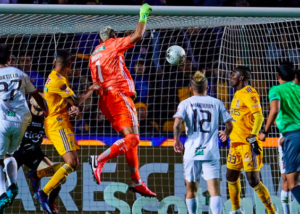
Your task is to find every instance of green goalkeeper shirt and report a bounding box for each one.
[269,82,300,134]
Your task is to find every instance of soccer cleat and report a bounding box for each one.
[28,170,40,193]
[32,191,39,206]
[37,190,52,214]
[6,183,18,206]
[48,203,59,214]
[89,156,105,185]
[229,207,245,214]
[0,193,10,213]
[128,181,156,198]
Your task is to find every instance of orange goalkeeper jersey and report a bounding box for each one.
[43,70,74,129]
[229,85,262,144]
[89,36,135,96]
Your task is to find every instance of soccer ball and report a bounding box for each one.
[166,45,186,65]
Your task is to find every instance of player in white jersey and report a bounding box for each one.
[173,71,233,214]
[0,44,46,213]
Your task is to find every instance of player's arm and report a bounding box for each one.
[129,4,152,44]
[218,101,233,144]
[173,117,183,153]
[30,90,47,112]
[65,82,100,107]
[259,100,280,141]
[259,86,280,141]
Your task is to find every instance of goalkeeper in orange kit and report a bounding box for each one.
[88,4,156,197]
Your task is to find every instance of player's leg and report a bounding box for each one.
[278,137,292,214]
[282,131,300,204]
[242,140,276,214]
[203,160,222,214]
[281,173,292,214]
[38,127,79,213]
[184,159,200,214]
[5,121,28,207]
[245,171,276,213]
[226,144,244,213]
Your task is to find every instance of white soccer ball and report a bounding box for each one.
[166,45,186,65]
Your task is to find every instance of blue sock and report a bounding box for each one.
[291,186,300,204]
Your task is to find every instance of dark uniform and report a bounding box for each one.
[13,112,45,170]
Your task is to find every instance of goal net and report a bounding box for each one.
[1,5,300,214]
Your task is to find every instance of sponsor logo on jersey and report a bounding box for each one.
[244,152,252,161]
[235,99,240,107]
[195,147,205,156]
[57,117,63,122]
[251,96,258,103]
[92,46,105,56]
[246,87,253,92]
[115,139,125,146]
[7,111,16,117]
[230,108,240,116]
[60,84,67,91]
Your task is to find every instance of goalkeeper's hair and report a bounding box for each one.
[0,44,10,65]
[277,61,295,82]
[235,66,251,81]
[190,71,207,94]
[56,50,72,68]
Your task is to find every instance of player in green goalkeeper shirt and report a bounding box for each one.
[259,61,300,205]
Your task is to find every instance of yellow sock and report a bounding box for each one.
[253,182,276,214]
[228,179,241,211]
[37,163,63,178]
[43,164,74,195]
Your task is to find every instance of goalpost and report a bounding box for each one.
[1,5,300,213]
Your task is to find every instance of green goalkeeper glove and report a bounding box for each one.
[139,3,152,23]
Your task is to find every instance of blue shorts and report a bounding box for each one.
[283,130,300,174]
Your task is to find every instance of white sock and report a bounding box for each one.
[186,197,198,214]
[4,157,17,186]
[281,190,292,214]
[0,165,6,195]
[210,196,222,214]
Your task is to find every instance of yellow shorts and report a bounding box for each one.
[227,143,263,172]
[45,126,80,156]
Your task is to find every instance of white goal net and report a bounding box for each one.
[1,5,300,214]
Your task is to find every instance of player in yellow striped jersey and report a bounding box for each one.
[226,66,277,214]
[36,50,99,213]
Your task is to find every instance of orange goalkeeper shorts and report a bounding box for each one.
[99,92,139,132]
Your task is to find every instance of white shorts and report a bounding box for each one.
[0,120,27,159]
[183,159,221,182]
[278,135,285,174]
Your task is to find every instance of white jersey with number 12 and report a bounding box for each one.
[173,95,232,161]
[0,67,36,123]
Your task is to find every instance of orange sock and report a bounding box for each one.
[125,146,141,182]
[97,134,140,163]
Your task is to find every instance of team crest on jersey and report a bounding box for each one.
[56,117,63,122]
[235,99,240,107]
[60,84,67,91]
[244,152,252,161]
[247,163,252,167]
[70,140,75,147]
[251,97,258,103]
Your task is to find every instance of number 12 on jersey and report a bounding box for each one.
[193,109,211,133]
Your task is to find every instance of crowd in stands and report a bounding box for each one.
[0,0,299,7]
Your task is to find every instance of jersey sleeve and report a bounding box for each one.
[47,78,74,98]
[24,74,37,93]
[244,92,262,114]
[269,86,280,102]
[219,101,232,123]
[173,101,186,119]
[115,36,135,52]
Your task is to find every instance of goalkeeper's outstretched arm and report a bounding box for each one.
[130,3,152,44]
